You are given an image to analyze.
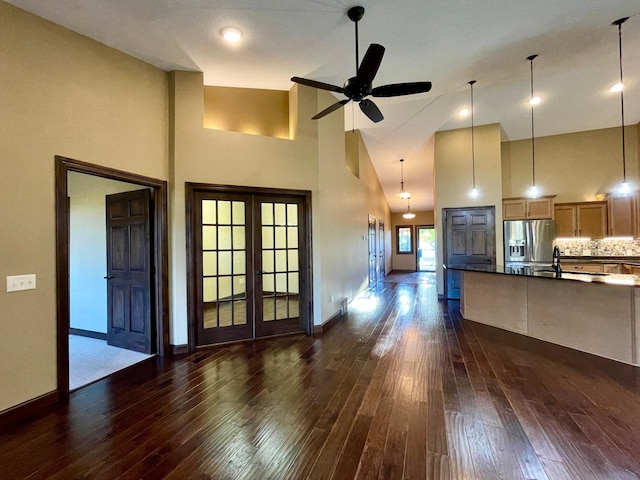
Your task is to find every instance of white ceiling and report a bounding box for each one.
[8,0,640,211]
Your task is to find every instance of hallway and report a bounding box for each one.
[2,275,640,478]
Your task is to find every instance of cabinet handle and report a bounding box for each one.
[576,266,583,270]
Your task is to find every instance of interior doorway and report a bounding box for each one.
[368,215,377,288]
[416,225,436,272]
[56,156,169,398]
[378,220,385,280]
[187,184,312,348]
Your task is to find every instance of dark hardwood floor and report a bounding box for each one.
[3,273,640,479]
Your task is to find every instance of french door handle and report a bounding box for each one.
[104,276,114,280]
[256,271,273,275]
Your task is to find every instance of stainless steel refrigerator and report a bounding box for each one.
[504,219,555,263]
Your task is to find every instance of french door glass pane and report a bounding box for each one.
[261,201,301,322]
[202,199,247,328]
[202,200,216,224]
[287,204,298,225]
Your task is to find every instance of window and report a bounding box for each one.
[396,226,413,254]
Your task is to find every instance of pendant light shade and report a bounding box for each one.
[398,159,411,199]
[613,17,630,196]
[527,54,540,198]
[468,80,479,198]
[403,198,416,219]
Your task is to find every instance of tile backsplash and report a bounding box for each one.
[555,238,640,257]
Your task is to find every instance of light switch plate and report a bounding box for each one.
[6,274,36,292]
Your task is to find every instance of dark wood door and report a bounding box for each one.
[368,215,377,288]
[106,189,154,353]
[194,192,306,345]
[444,207,495,299]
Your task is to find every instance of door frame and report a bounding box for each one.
[416,224,436,272]
[55,156,169,400]
[368,214,377,288]
[185,183,314,351]
[378,220,385,280]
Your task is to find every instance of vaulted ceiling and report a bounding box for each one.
[8,0,640,211]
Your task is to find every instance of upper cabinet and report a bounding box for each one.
[554,201,607,238]
[607,195,636,237]
[503,196,554,220]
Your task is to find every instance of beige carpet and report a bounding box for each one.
[69,335,153,390]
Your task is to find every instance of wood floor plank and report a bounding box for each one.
[3,275,640,479]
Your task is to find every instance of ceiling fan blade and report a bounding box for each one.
[358,44,385,85]
[372,81,432,97]
[291,76,345,94]
[312,99,351,120]
[359,99,383,123]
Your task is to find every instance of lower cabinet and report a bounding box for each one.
[562,263,603,273]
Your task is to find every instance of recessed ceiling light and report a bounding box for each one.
[610,82,624,92]
[458,108,470,117]
[220,27,242,43]
[528,96,541,106]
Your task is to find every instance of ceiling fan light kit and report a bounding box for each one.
[291,6,432,123]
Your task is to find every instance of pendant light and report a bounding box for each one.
[613,17,630,195]
[398,158,411,199]
[527,54,540,198]
[468,80,479,198]
[403,198,416,219]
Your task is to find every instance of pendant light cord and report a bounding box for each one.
[469,80,476,190]
[615,18,628,182]
[528,55,537,188]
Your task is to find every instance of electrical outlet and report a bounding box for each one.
[6,274,36,292]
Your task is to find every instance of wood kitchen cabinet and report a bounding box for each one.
[503,196,554,220]
[607,195,635,237]
[553,201,607,238]
[561,263,603,273]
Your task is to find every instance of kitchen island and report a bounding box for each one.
[447,264,640,366]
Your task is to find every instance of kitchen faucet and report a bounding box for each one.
[551,245,562,277]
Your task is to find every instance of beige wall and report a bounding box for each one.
[434,124,504,296]
[203,86,289,139]
[502,125,640,202]
[316,122,391,317]
[391,211,435,271]
[0,2,168,412]
[170,73,390,339]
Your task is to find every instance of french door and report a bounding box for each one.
[191,187,309,346]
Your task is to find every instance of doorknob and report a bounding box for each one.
[104,276,114,280]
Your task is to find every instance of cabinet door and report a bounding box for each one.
[608,196,635,237]
[603,263,621,274]
[577,203,607,238]
[503,199,527,220]
[554,205,577,237]
[527,198,553,219]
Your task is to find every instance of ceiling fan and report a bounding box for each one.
[291,6,432,123]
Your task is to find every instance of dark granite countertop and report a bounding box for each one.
[561,256,640,265]
[445,263,640,286]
